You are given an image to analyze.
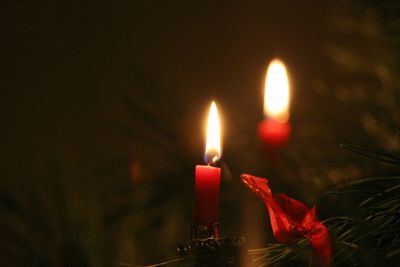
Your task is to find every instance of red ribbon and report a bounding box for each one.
[241,174,333,266]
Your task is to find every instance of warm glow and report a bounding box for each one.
[205,101,222,164]
[263,59,290,123]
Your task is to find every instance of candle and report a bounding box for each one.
[193,101,222,238]
[258,59,291,148]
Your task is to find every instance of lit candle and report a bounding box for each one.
[258,59,291,148]
[193,101,222,239]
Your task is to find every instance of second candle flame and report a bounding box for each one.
[264,59,290,123]
[205,101,221,165]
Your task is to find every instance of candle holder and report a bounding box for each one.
[191,222,219,239]
[172,236,246,267]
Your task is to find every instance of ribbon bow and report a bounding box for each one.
[241,173,332,266]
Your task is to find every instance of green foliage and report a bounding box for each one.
[326,177,400,266]
[322,142,400,266]
[248,239,310,267]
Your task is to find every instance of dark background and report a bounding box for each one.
[1,1,399,266]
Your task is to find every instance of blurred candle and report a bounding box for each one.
[194,101,222,238]
[258,59,291,148]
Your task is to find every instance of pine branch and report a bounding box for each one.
[326,174,400,265]
[247,239,310,266]
[340,144,400,165]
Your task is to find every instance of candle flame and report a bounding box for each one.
[263,59,290,123]
[205,101,221,164]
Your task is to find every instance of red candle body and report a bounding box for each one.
[194,165,221,226]
[258,119,291,148]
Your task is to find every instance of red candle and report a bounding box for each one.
[258,119,291,148]
[194,165,221,226]
[193,101,222,238]
[258,58,291,148]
